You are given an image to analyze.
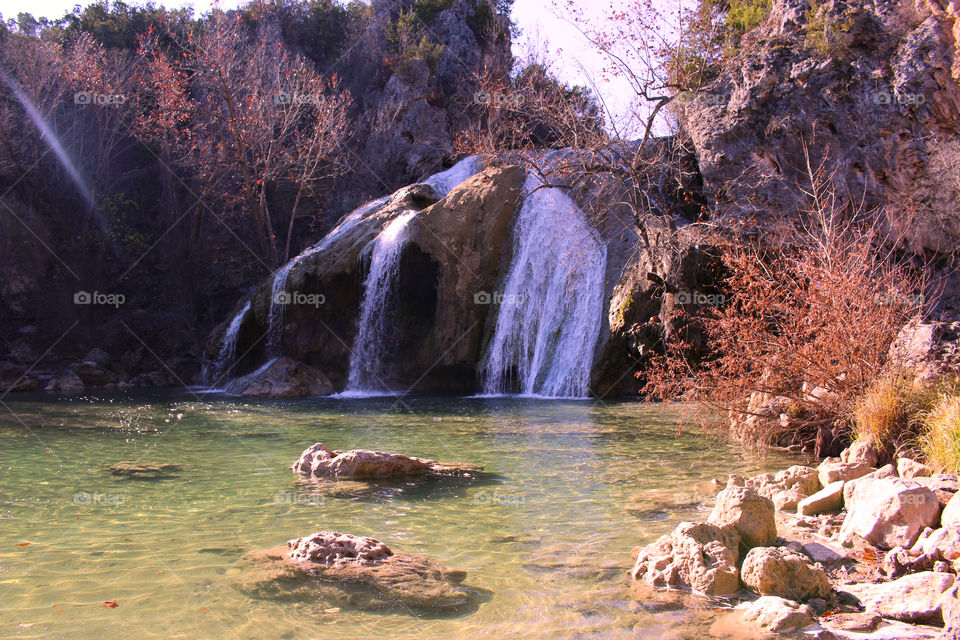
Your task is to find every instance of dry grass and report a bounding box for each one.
[920,395,960,473]
[853,374,936,463]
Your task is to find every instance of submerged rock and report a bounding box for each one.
[238,531,475,611]
[291,442,482,479]
[225,358,333,398]
[106,461,180,479]
[630,521,741,596]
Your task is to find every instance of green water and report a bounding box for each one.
[0,393,804,639]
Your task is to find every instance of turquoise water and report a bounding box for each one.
[0,394,803,639]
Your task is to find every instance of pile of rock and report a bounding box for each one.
[629,439,960,638]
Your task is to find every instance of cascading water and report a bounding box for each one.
[212,300,251,382]
[342,211,419,395]
[425,156,480,198]
[266,196,389,354]
[481,173,607,398]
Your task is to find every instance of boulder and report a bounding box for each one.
[899,457,934,479]
[225,358,333,398]
[919,525,960,561]
[45,371,84,395]
[843,464,897,504]
[238,531,475,611]
[707,486,777,550]
[842,572,955,624]
[630,521,741,596]
[842,438,880,467]
[798,481,845,516]
[0,361,39,392]
[915,474,960,509]
[741,596,815,633]
[800,541,850,565]
[72,360,116,386]
[773,488,806,512]
[839,477,941,549]
[740,546,832,601]
[940,584,960,639]
[943,492,960,528]
[883,545,942,578]
[291,442,482,479]
[775,465,821,496]
[818,457,874,486]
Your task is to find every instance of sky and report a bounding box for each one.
[0,0,642,134]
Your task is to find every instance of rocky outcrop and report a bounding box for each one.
[707,486,778,550]
[238,531,476,611]
[681,0,960,258]
[740,546,832,601]
[840,477,941,548]
[630,521,741,595]
[291,443,482,479]
[225,357,333,398]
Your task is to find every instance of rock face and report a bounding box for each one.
[840,478,941,549]
[238,531,475,611]
[291,443,482,479]
[843,572,956,624]
[741,596,815,633]
[681,0,960,256]
[707,486,777,550]
[225,357,333,398]
[740,546,832,601]
[630,521,741,595]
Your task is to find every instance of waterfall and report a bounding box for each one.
[424,156,480,198]
[266,196,390,354]
[213,300,251,382]
[342,211,419,395]
[480,173,607,398]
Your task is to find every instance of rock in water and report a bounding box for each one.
[707,486,777,551]
[238,531,475,612]
[740,546,832,601]
[225,358,333,398]
[630,521,741,596]
[291,443,482,479]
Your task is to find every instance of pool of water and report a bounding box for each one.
[0,393,806,639]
